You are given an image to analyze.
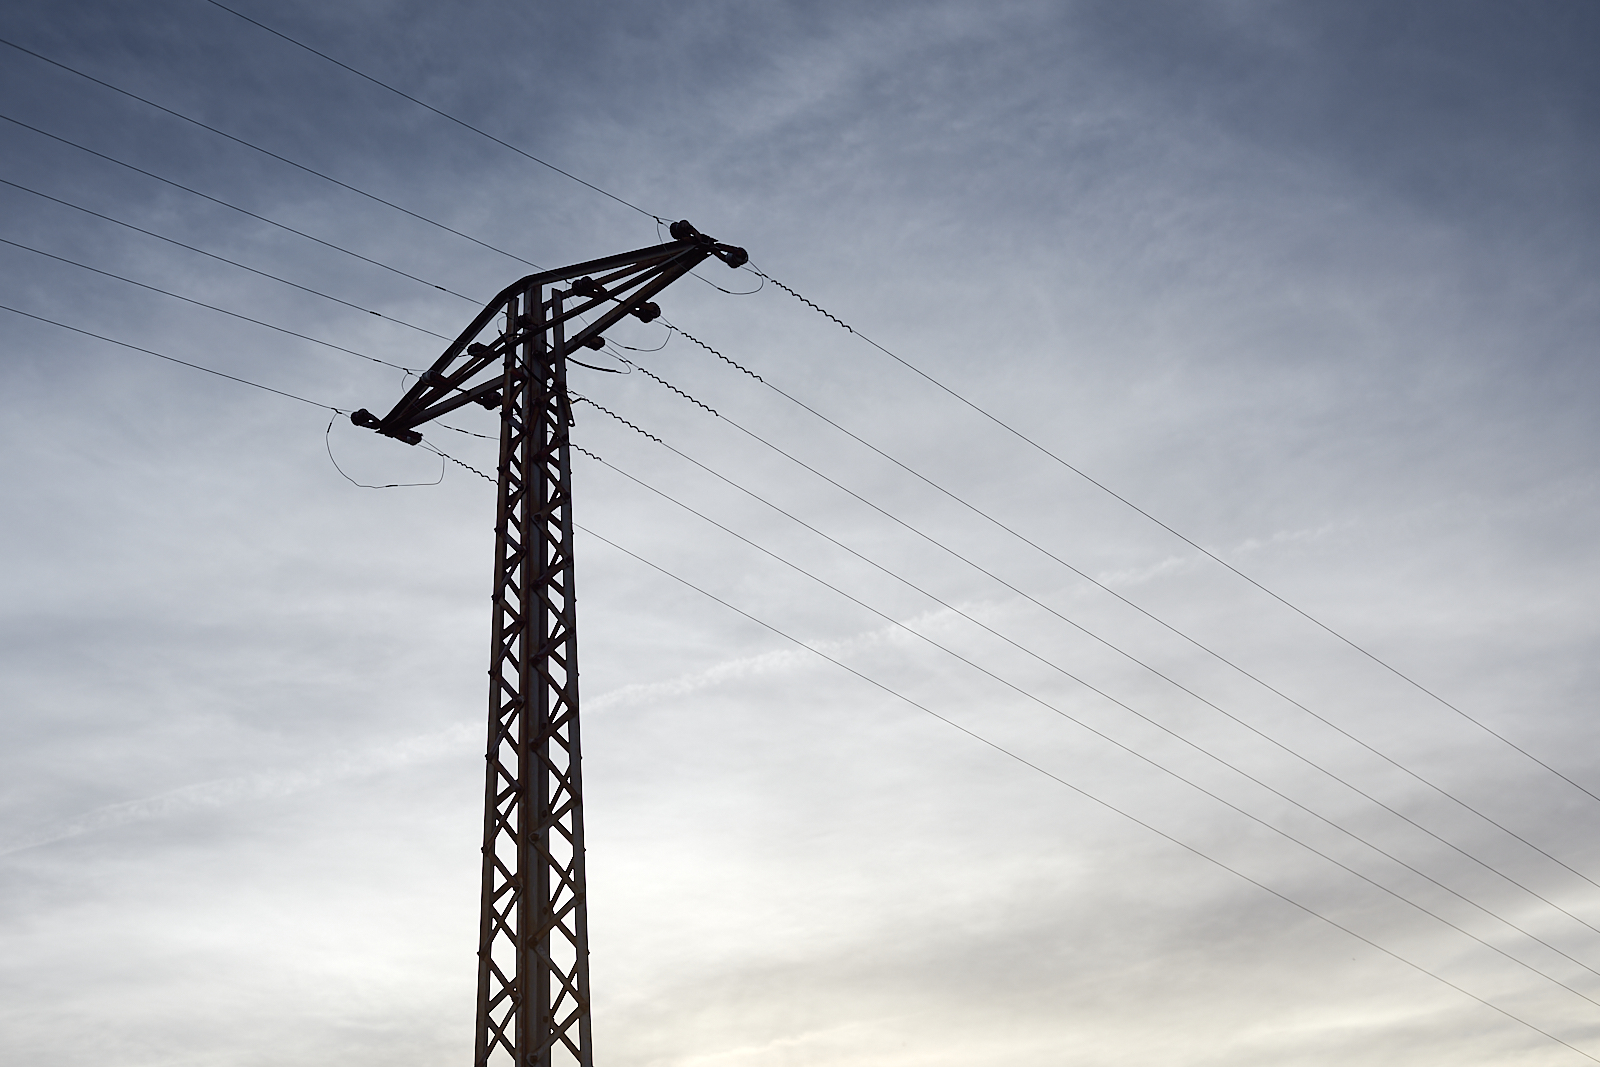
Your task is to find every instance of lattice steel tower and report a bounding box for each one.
[352,222,747,1067]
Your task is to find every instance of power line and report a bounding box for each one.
[199,0,666,225]
[1,302,338,411]
[658,319,1600,898]
[574,392,1600,959]
[0,111,477,302]
[747,265,1600,810]
[0,175,453,341]
[572,415,1600,999]
[0,35,546,272]
[0,234,414,373]
[575,520,1600,1067]
[582,428,1600,991]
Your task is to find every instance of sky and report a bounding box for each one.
[1,1,1598,1064]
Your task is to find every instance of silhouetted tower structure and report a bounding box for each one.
[352,222,747,1067]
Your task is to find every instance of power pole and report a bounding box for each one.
[352,222,747,1067]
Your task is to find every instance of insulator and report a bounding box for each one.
[572,276,608,299]
[350,408,382,429]
[714,244,749,269]
[581,336,605,350]
[477,391,503,410]
[669,219,700,241]
[632,302,660,323]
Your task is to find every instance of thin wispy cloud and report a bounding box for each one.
[2,2,1597,1065]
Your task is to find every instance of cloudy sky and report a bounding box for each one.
[2,1,1598,1064]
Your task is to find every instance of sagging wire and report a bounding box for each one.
[690,268,765,296]
[611,327,671,354]
[325,415,443,488]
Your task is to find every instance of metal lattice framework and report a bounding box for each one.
[353,221,747,1067]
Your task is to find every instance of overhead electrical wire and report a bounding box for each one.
[198,0,667,225]
[615,337,1600,911]
[397,416,1600,1060]
[0,111,478,302]
[0,35,547,272]
[0,234,416,373]
[572,387,1600,955]
[4,304,472,495]
[569,518,1600,1067]
[656,320,1600,897]
[744,264,1600,809]
[0,176,453,341]
[5,26,767,332]
[1,302,339,411]
[569,415,1600,991]
[658,321,763,381]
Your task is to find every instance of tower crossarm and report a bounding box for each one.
[351,222,746,441]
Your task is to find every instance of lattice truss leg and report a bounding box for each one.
[477,287,593,1067]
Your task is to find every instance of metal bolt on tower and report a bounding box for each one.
[352,221,748,1067]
